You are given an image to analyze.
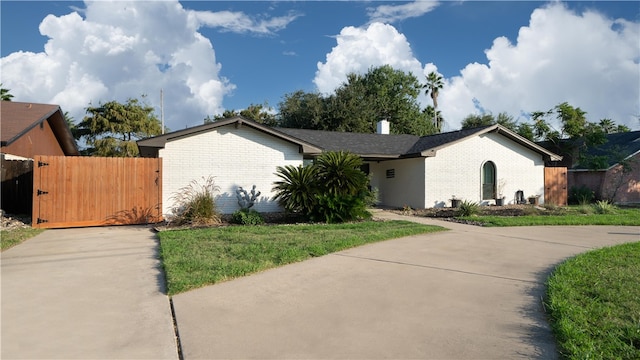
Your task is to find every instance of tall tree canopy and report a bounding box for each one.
[524,102,630,169]
[460,112,518,132]
[205,103,277,126]
[278,65,437,136]
[75,97,162,157]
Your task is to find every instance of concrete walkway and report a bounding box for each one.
[171,212,639,359]
[1,226,178,359]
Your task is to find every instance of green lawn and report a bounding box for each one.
[1,228,44,251]
[546,242,640,359]
[158,220,445,295]
[459,207,640,227]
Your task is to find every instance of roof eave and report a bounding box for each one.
[493,125,563,162]
[137,116,323,155]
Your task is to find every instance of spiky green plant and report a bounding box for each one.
[593,200,616,214]
[457,200,480,217]
[272,165,318,214]
[315,151,369,197]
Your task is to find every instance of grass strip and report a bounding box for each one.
[158,220,445,295]
[460,208,640,227]
[546,242,640,359]
[1,228,44,251]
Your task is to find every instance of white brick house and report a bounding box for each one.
[279,124,562,209]
[139,118,561,215]
[137,117,321,215]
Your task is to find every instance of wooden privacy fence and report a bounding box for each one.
[1,155,34,215]
[32,156,162,229]
[544,167,567,206]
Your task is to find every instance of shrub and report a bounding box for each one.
[313,193,371,223]
[569,185,595,205]
[593,200,616,214]
[457,200,480,217]
[272,165,318,214]
[169,176,221,226]
[231,209,264,225]
[272,151,372,223]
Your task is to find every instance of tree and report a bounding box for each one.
[1,83,14,101]
[526,102,631,170]
[75,97,162,157]
[424,71,444,131]
[278,65,436,136]
[205,103,277,126]
[461,112,518,132]
[278,90,327,129]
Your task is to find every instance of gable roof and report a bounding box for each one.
[137,116,323,155]
[1,101,79,156]
[279,124,562,161]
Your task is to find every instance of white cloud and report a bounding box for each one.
[314,22,428,94]
[367,1,439,24]
[0,0,298,131]
[441,3,640,131]
[316,3,639,132]
[191,9,301,35]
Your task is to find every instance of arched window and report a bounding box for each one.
[482,161,496,200]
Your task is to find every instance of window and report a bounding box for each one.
[482,162,496,200]
[386,169,395,179]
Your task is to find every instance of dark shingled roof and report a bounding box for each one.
[279,124,561,161]
[404,125,495,154]
[577,130,640,169]
[275,128,418,159]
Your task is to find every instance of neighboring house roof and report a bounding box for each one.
[575,131,640,170]
[280,124,562,162]
[0,101,79,156]
[539,130,640,170]
[137,116,323,155]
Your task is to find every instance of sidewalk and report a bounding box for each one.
[1,226,178,359]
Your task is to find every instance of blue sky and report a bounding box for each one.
[1,1,639,132]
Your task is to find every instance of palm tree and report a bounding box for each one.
[424,72,444,132]
[598,118,614,134]
[1,83,14,101]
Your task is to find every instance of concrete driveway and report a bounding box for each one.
[171,212,639,359]
[1,226,178,359]
[1,214,637,359]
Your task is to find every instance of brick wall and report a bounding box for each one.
[423,132,546,207]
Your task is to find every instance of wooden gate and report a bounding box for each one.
[32,156,162,229]
[544,167,567,206]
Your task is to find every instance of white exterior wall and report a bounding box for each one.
[368,158,425,209]
[424,132,546,207]
[159,125,303,215]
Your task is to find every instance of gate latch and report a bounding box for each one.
[37,189,49,196]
